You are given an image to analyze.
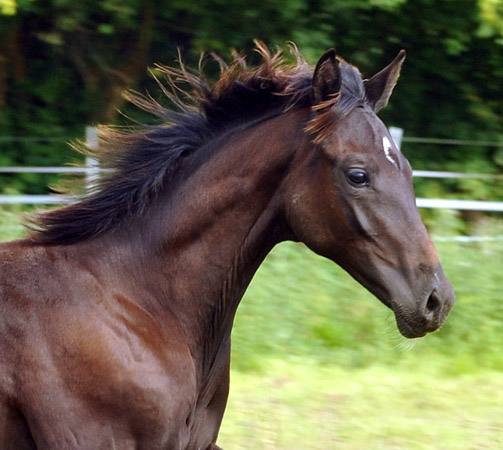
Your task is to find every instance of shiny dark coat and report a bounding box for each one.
[0,45,454,449]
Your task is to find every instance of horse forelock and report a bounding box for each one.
[27,43,367,245]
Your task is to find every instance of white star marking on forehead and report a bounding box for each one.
[382,136,398,169]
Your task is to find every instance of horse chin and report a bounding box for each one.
[394,313,428,339]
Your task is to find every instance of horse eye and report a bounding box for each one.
[346,169,369,186]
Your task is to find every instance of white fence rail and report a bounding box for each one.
[415,198,503,211]
[2,194,502,211]
[1,127,503,211]
[388,127,503,211]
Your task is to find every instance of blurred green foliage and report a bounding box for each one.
[0,0,502,200]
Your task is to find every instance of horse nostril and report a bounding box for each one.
[425,291,440,320]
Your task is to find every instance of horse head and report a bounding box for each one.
[285,49,455,338]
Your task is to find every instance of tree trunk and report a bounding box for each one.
[68,0,156,124]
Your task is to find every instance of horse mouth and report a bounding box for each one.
[391,287,454,339]
[395,315,427,339]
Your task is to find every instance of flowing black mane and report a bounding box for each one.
[27,43,366,245]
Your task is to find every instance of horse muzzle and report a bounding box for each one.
[393,278,455,338]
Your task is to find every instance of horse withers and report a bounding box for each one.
[0,44,454,449]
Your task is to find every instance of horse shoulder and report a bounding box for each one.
[0,240,198,448]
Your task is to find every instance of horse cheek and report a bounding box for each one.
[285,177,340,258]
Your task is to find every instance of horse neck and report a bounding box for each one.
[103,109,309,373]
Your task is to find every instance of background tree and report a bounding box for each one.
[0,0,501,198]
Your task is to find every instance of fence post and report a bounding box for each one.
[389,127,404,151]
[85,126,100,189]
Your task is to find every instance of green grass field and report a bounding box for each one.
[219,362,503,449]
[1,206,502,448]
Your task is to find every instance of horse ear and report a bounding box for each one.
[312,49,341,105]
[364,50,406,112]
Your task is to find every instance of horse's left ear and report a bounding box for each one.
[312,49,341,105]
[364,50,406,112]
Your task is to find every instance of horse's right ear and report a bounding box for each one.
[364,50,406,112]
[312,49,341,105]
